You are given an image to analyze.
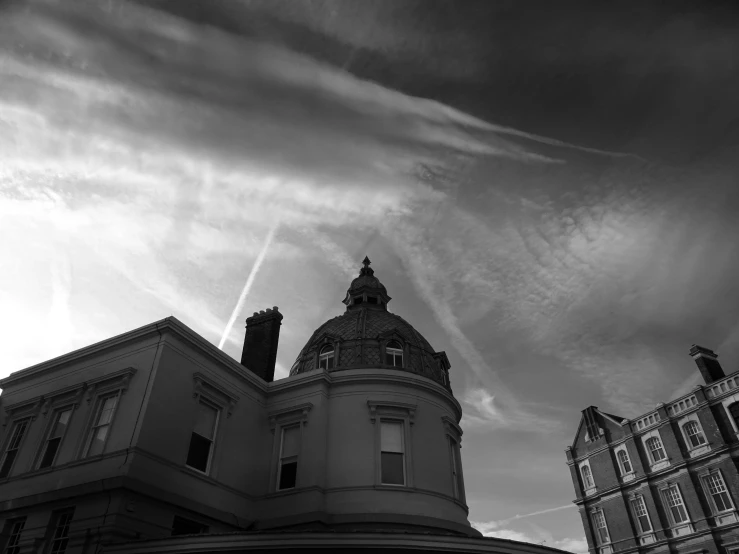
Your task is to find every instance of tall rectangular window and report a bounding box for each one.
[38,408,72,469]
[581,464,594,489]
[646,436,666,463]
[630,497,652,533]
[449,437,464,500]
[2,517,26,554]
[592,510,610,545]
[84,394,119,457]
[277,425,300,490]
[0,419,30,479]
[617,449,632,475]
[703,472,734,513]
[662,484,689,524]
[380,420,405,485]
[186,400,219,474]
[49,509,74,554]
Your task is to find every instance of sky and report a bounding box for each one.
[1,0,739,551]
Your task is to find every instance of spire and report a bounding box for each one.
[342,257,391,310]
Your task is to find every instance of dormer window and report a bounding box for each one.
[367,296,378,304]
[354,296,364,305]
[386,341,403,367]
[319,345,335,370]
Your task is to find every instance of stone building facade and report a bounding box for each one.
[0,258,570,554]
[567,345,739,554]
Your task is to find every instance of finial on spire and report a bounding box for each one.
[362,256,371,268]
[360,256,374,276]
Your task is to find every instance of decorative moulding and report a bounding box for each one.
[192,372,240,418]
[85,367,138,403]
[441,415,463,440]
[367,400,417,425]
[267,402,314,432]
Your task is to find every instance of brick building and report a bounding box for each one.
[567,345,739,554]
[0,258,571,554]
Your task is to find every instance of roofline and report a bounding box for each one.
[0,317,266,392]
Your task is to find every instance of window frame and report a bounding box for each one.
[700,470,735,515]
[590,507,611,547]
[385,340,404,368]
[579,460,595,493]
[660,483,691,528]
[379,419,406,486]
[267,403,313,493]
[48,508,75,554]
[36,405,74,470]
[641,430,669,470]
[614,445,634,478]
[81,391,121,459]
[630,495,653,535]
[0,417,32,480]
[318,344,335,370]
[276,423,301,491]
[2,516,26,554]
[185,397,221,476]
[368,400,416,488]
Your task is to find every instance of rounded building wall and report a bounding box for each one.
[261,368,473,536]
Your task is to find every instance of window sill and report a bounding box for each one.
[598,544,613,554]
[670,522,694,537]
[649,460,670,472]
[688,445,711,458]
[584,487,597,497]
[621,472,636,483]
[638,533,656,545]
[715,511,738,526]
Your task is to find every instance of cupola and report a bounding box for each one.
[343,257,391,310]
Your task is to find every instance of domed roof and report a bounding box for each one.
[289,258,451,389]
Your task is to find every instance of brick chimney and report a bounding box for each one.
[690,344,725,384]
[241,307,283,383]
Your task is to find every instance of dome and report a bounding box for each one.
[289,258,451,389]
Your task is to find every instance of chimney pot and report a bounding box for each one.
[690,344,725,384]
[241,308,284,383]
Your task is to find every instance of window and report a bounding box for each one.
[277,424,300,490]
[662,484,689,524]
[353,296,363,305]
[49,509,74,554]
[631,497,652,534]
[367,296,378,304]
[703,472,734,513]
[683,421,707,449]
[84,394,118,457]
[38,408,72,469]
[581,464,594,489]
[646,436,666,463]
[592,509,610,545]
[186,400,219,474]
[0,419,30,479]
[318,345,335,370]
[449,437,464,501]
[171,516,209,536]
[381,420,405,485]
[385,341,403,367]
[729,403,739,433]
[2,517,26,554]
[617,449,633,475]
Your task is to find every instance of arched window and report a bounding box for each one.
[683,421,706,448]
[581,464,594,489]
[318,345,335,370]
[385,341,403,367]
[617,449,632,474]
[646,436,666,462]
[289,360,300,376]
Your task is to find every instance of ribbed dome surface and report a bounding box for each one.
[289,258,451,389]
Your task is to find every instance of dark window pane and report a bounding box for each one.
[279,461,298,489]
[367,297,378,304]
[385,353,393,365]
[0,450,18,478]
[186,433,211,472]
[381,452,404,485]
[638,514,651,532]
[327,356,334,370]
[172,516,208,536]
[39,437,62,469]
[354,296,363,305]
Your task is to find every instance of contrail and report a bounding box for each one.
[493,504,576,527]
[218,221,280,350]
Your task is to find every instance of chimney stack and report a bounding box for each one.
[241,307,283,383]
[689,344,725,384]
